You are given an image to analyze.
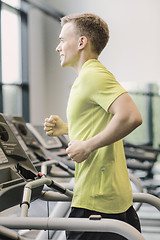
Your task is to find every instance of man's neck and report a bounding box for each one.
[74,52,98,74]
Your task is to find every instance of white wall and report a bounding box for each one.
[29,7,76,124]
[29,9,47,124]
[29,0,160,124]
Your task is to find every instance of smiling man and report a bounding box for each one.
[44,13,142,240]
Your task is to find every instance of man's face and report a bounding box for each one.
[56,22,80,68]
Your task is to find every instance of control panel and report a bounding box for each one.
[0,114,41,212]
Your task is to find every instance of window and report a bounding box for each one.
[0,0,29,121]
[122,82,160,146]
[1,0,20,8]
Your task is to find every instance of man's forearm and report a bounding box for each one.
[86,113,142,153]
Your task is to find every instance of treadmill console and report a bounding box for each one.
[11,116,48,163]
[0,114,41,212]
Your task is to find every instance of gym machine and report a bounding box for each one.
[0,113,160,240]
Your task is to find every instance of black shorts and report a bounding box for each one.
[66,206,141,240]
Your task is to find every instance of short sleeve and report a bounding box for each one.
[90,72,127,111]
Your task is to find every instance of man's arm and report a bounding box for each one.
[86,92,142,151]
[66,93,142,163]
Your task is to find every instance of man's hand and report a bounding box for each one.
[44,115,68,136]
[66,140,91,163]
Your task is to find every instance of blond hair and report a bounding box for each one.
[61,13,109,55]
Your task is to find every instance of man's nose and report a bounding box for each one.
[56,43,61,52]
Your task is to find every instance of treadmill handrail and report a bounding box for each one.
[0,225,26,240]
[0,217,145,240]
[133,192,160,211]
[20,177,73,217]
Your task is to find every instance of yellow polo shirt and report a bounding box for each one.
[67,59,133,213]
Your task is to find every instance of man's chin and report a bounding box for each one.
[61,62,69,68]
[60,60,65,67]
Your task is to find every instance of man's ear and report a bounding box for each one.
[78,36,88,49]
